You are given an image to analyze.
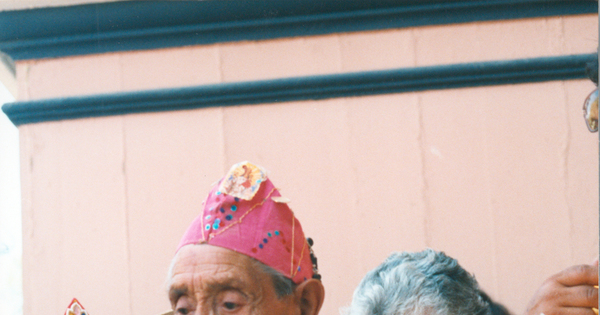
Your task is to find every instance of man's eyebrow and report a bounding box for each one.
[168,286,188,303]
[207,278,248,293]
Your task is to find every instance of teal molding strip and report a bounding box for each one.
[3,53,596,126]
[0,0,596,61]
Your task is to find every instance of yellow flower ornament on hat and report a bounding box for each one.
[218,162,267,200]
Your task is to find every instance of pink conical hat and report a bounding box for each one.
[177,161,314,284]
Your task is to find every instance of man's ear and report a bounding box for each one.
[295,279,325,315]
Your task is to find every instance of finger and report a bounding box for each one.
[537,307,597,315]
[554,285,598,308]
[554,265,599,287]
[549,307,598,315]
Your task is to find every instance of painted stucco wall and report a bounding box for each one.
[13,15,599,315]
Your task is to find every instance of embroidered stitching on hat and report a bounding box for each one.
[290,212,295,276]
[199,191,212,242]
[208,187,278,240]
[292,239,307,278]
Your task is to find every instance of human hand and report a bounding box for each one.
[524,262,598,315]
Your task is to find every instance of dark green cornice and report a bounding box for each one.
[3,53,596,126]
[0,0,596,61]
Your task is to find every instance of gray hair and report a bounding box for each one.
[166,245,296,299]
[344,249,491,315]
[253,259,297,298]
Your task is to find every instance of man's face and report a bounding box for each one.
[168,244,299,315]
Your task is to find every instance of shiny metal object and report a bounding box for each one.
[583,88,598,132]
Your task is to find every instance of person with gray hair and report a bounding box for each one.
[345,248,598,315]
[344,249,492,315]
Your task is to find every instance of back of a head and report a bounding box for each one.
[479,291,512,315]
[345,249,491,315]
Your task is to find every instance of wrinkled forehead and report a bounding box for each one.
[173,244,257,273]
[168,245,270,302]
[169,245,264,284]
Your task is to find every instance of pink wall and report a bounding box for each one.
[15,15,599,315]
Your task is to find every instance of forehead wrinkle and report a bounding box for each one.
[169,245,280,309]
[193,264,253,293]
[205,278,251,297]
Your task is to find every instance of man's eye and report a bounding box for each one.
[176,308,190,315]
[174,295,194,315]
[223,302,237,310]
[217,290,247,313]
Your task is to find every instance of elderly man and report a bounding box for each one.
[166,161,325,315]
[345,249,598,315]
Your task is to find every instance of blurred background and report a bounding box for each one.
[0,81,21,315]
[0,1,598,315]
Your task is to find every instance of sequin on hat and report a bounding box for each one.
[177,161,313,284]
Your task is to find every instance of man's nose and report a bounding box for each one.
[192,302,212,315]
